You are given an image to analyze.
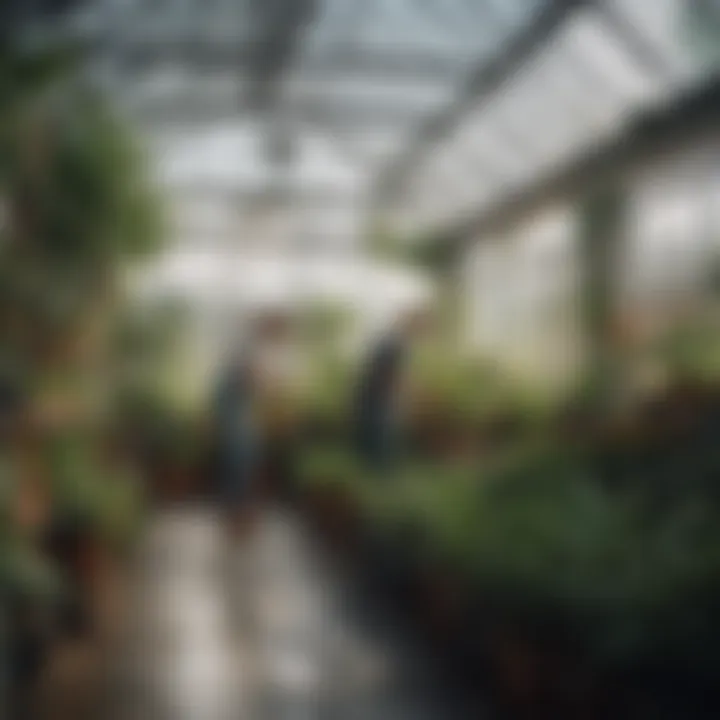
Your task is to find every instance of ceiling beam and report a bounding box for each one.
[434,74,720,251]
[242,0,318,109]
[125,94,432,129]
[595,2,676,83]
[92,38,469,84]
[164,183,363,204]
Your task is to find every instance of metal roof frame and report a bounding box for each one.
[433,74,720,252]
[15,0,712,237]
[373,0,591,204]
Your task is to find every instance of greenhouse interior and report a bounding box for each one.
[3,1,720,718]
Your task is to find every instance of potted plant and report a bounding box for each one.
[296,448,363,551]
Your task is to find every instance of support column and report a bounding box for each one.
[579,183,629,417]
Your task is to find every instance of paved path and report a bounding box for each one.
[109,506,480,719]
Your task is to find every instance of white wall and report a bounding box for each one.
[462,204,582,384]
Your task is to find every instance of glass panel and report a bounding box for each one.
[389,4,696,235]
[607,0,700,81]
[52,0,718,251]
[565,9,668,104]
[283,76,453,118]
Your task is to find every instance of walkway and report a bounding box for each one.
[108,506,480,719]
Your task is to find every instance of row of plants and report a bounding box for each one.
[0,39,168,715]
[405,350,556,457]
[297,344,555,459]
[294,371,720,718]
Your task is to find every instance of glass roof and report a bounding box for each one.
[42,1,541,203]
[26,0,720,247]
[387,0,716,236]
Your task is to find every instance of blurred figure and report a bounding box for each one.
[354,309,430,472]
[252,311,298,499]
[210,327,261,538]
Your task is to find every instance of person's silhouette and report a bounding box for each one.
[211,335,259,533]
[354,310,429,473]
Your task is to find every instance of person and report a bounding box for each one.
[210,332,260,537]
[354,309,429,473]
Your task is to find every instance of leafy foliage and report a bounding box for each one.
[1,85,162,264]
[296,446,361,492]
[0,43,163,604]
[297,410,720,677]
[44,433,142,543]
[408,350,553,440]
[0,536,66,601]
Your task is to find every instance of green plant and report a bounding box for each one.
[296,446,361,492]
[408,351,553,447]
[1,79,161,263]
[41,432,143,545]
[299,352,354,443]
[0,452,65,601]
[0,43,163,385]
[0,535,65,602]
[470,474,720,671]
[661,321,720,382]
[0,41,163,616]
[294,368,720,707]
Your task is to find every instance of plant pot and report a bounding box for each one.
[486,624,602,720]
[8,614,54,719]
[487,627,544,717]
[75,531,130,643]
[74,533,109,592]
[305,483,360,553]
[444,432,477,462]
[14,476,52,536]
[414,564,468,647]
[355,526,412,600]
[154,466,195,503]
[43,523,115,640]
